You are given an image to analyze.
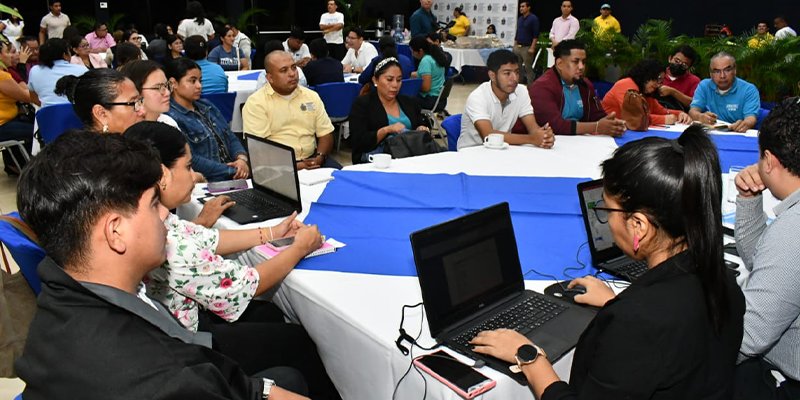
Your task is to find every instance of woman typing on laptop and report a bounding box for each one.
[125,122,342,399]
[470,125,744,398]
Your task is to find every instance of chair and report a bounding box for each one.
[755,108,770,130]
[35,103,82,144]
[441,114,462,151]
[592,80,614,101]
[314,82,362,150]
[201,92,237,124]
[399,78,423,98]
[0,140,30,173]
[0,212,45,295]
[421,77,454,147]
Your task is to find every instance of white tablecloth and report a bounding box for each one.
[178,136,624,399]
[443,47,555,71]
[225,70,261,133]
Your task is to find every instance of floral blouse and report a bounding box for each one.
[145,213,260,332]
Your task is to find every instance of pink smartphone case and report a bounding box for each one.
[413,357,496,399]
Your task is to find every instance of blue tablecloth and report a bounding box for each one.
[236,71,261,80]
[300,171,592,279]
[614,130,759,171]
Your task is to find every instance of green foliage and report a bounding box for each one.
[577,18,800,101]
[336,0,374,31]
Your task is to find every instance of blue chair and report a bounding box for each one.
[0,212,45,295]
[35,104,83,144]
[441,114,462,151]
[592,80,614,101]
[13,394,22,400]
[399,78,423,98]
[755,108,770,130]
[201,92,237,123]
[314,82,362,150]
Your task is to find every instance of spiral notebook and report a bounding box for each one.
[254,238,343,259]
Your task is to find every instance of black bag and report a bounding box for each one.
[382,130,444,159]
[16,102,35,124]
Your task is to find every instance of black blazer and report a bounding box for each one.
[543,252,745,400]
[348,90,426,164]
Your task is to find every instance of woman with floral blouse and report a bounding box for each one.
[125,121,341,399]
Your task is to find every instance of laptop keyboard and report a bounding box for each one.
[616,259,649,281]
[226,190,287,213]
[452,296,567,347]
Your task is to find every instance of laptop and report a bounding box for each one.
[411,203,596,384]
[577,179,648,281]
[208,135,302,224]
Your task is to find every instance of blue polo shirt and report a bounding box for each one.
[690,77,760,123]
[515,13,540,46]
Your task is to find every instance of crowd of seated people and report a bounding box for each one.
[6,8,800,400]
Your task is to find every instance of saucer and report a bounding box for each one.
[483,142,509,150]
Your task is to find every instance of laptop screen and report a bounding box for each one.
[577,179,624,263]
[411,203,524,337]
[246,135,299,202]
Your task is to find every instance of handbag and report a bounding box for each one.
[620,89,650,131]
[16,102,35,124]
[0,215,38,378]
[382,130,445,159]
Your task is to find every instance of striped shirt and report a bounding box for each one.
[735,188,800,381]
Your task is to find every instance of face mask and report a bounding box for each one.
[668,63,688,77]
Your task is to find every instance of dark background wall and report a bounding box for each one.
[9,0,799,40]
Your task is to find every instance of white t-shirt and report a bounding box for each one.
[457,81,534,150]
[2,20,24,49]
[177,18,215,40]
[775,26,797,40]
[341,41,378,69]
[282,40,311,63]
[40,12,70,39]
[319,12,345,44]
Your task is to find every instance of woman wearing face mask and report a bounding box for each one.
[471,125,745,399]
[602,59,692,127]
[658,45,702,112]
[125,121,341,400]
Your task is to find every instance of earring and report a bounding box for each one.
[102,124,109,133]
[160,182,167,191]
[633,235,640,253]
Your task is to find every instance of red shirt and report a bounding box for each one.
[662,70,700,98]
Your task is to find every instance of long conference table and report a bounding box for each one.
[178,125,760,399]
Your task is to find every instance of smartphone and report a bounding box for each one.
[264,236,295,251]
[207,179,248,194]
[413,351,495,399]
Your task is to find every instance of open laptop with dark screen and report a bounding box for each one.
[577,179,647,281]
[411,202,596,384]
[213,135,301,224]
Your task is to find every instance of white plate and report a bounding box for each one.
[483,142,509,150]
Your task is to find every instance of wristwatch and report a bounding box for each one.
[509,344,546,373]
[261,378,275,399]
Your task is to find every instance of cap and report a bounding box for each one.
[600,3,611,9]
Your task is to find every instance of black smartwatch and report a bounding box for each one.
[510,344,546,373]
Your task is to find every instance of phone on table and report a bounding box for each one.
[264,236,295,251]
[207,179,248,194]
[413,350,496,399]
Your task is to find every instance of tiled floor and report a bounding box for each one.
[0,82,480,397]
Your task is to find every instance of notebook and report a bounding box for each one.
[254,238,341,259]
[213,135,302,224]
[577,179,648,281]
[411,203,596,384]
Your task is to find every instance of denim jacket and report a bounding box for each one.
[166,98,246,182]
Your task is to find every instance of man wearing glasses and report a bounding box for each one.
[341,27,377,73]
[85,22,115,54]
[689,52,760,133]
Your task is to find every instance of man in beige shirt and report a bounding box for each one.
[243,51,341,170]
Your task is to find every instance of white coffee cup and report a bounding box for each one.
[368,153,392,169]
[484,133,505,147]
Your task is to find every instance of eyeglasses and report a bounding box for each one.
[711,66,735,76]
[103,97,144,113]
[79,43,90,48]
[131,36,142,41]
[590,199,626,224]
[142,81,173,94]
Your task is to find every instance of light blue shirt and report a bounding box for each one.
[690,77,760,123]
[28,60,88,108]
[417,54,445,98]
[561,81,584,120]
[195,59,228,95]
[387,107,412,130]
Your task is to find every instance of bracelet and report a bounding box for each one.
[258,227,275,244]
[594,121,599,134]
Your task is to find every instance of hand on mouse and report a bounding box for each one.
[569,276,615,307]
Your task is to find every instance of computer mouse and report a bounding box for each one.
[565,285,587,295]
